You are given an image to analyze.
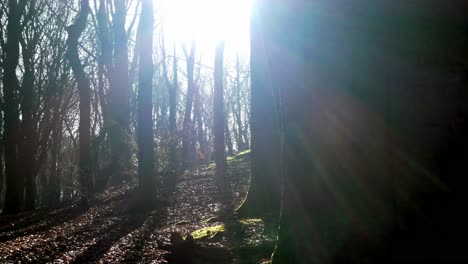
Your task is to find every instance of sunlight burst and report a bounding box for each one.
[161,0,251,55]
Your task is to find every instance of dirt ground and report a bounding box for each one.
[0,150,275,264]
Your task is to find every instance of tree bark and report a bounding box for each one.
[108,0,131,185]
[2,0,27,214]
[20,42,36,211]
[213,41,227,188]
[49,123,62,208]
[19,2,41,209]
[270,1,468,263]
[137,0,155,199]
[236,0,282,218]
[66,0,92,199]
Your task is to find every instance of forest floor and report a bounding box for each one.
[0,150,276,264]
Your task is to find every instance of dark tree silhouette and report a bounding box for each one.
[260,1,468,263]
[2,0,27,214]
[137,0,156,200]
[20,0,44,211]
[66,0,92,199]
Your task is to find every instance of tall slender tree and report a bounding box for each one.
[182,40,196,169]
[108,0,131,185]
[234,54,247,151]
[137,0,155,200]
[66,0,92,199]
[161,32,178,187]
[213,41,227,188]
[2,0,27,214]
[20,0,45,210]
[168,42,179,185]
[20,20,36,210]
[194,81,206,162]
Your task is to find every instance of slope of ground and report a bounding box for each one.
[0,150,275,263]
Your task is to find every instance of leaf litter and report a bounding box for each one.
[0,150,275,263]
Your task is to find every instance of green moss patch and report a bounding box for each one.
[191,224,225,239]
[239,218,262,225]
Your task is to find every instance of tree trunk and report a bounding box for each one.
[49,123,62,207]
[0,110,3,209]
[94,0,111,191]
[161,32,179,187]
[182,41,196,169]
[236,0,282,218]
[19,13,40,210]
[108,0,131,185]
[213,41,227,188]
[224,121,233,156]
[270,1,468,263]
[234,55,246,151]
[20,48,36,211]
[137,0,155,200]
[66,0,92,199]
[2,0,27,215]
[194,83,206,162]
[168,44,179,186]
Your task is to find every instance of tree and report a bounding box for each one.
[20,0,47,211]
[224,119,234,156]
[93,0,112,191]
[194,79,206,163]
[236,0,282,218]
[181,40,196,169]
[213,41,227,190]
[160,32,179,188]
[233,54,248,151]
[2,0,27,214]
[266,1,468,263]
[66,0,92,199]
[137,0,156,200]
[168,44,179,179]
[107,0,131,185]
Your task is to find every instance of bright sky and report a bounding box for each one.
[160,0,251,61]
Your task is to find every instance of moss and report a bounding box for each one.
[191,224,225,239]
[236,149,251,158]
[239,218,262,225]
[227,149,251,161]
[203,162,216,170]
[191,218,261,240]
